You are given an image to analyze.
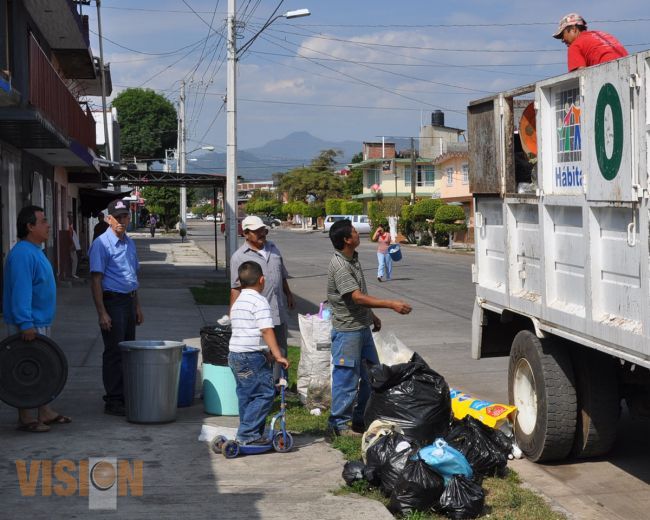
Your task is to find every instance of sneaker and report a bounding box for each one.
[377,277,383,282]
[104,401,125,416]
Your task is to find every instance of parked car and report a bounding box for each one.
[220,218,244,236]
[205,214,216,221]
[260,215,282,228]
[324,214,371,233]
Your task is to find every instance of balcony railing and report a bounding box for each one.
[28,35,95,150]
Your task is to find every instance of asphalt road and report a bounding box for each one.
[188,221,650,519]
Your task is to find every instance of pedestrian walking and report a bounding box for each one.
[228,261,290,444]
[148,214,157,238]
[3,205,71,432]
[89,199,143,416]
[68,213,81,279]
[326,219,412,438]
[92,212,109,242]
[553,13,628,71]
[230,215,294,384]
[372,224,392,282]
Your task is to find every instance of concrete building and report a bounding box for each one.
[0,1,112,292]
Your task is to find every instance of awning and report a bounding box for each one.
[79,187,133,217]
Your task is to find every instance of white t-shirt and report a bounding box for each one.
[229,288,274,353]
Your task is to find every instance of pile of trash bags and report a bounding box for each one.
[342,353,515,519]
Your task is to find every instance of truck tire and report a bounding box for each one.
[571,348,620,458]
[508,330,577,462]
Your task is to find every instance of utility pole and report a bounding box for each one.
[225,0,238,274]
[410,137,417,205]
[179,80,187,227]
[96,0,111,162]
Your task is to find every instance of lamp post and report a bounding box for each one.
[226,3,310,273]
[180,145,214,226]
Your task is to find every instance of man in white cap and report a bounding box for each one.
[553,13,627,72]
[230,216,294,382]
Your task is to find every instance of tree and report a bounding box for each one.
[343,168,363,196]
[434,205,467,247]
[278,166,344,203]
[112,88,177,161]
[325,199,345,215]
[141,186,180,229]
[311,148,342,172]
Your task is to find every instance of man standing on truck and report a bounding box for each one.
[553,13,628,71]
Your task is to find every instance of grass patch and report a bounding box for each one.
[271,346,565,520]
[189,281,230,305]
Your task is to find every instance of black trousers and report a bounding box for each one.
[101,293,136,403]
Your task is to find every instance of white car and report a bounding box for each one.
[205,214,216,221]
[324,215,371,233]
[186,212,196,219]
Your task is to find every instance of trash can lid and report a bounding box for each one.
[119,340,185,350]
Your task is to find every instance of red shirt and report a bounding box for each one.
[567,30,628,72]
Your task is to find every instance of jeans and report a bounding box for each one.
[228,351,276,443]
[101,294,136,403]
[328,327,379,432]
[377,252,392,280]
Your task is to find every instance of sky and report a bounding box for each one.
[89,1,650,156]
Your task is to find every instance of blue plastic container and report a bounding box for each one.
[203,363,239,415]
[177,346,200,407]
[388,244,402,261]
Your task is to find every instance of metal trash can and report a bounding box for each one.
[119,340,184,423]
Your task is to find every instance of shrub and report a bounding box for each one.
[434,205,467,234]
[325,199,345,215]
[342,201,363,215]
[399,204,417,244]
[413,198,444,221]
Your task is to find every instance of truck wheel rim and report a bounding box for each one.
[513,358,537,435]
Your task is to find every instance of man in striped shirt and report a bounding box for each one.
[229,261,290,445]
[326,219,412,438]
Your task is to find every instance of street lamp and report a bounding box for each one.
[180,145,214,226]
[226,3,310,272]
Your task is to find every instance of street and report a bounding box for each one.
[189,220,650,519]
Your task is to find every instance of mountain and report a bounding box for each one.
[188,131,361,181]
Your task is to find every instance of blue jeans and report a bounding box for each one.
[377,252,392,280]
[228,351,275,443]
[328,327,379,432]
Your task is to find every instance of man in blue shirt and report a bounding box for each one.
[3,205,71,432]
[89,199,143,416]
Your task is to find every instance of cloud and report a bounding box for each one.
[262,77,308,95]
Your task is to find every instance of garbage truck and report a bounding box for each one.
[469,50,650,462]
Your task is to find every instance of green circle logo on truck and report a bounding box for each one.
[594,83,623,181]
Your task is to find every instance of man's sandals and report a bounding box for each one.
[42,414,72,425]
[17,421,50,433]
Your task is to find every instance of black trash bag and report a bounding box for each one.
[200,324,231,366]
[364,430,402,486]
[446,416,513,478]
[439,475,485,519]
[388,457,445,516]
[364,352,452,445]
[342,461,366,486]
[379,435,416,497]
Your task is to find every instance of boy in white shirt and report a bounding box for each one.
[229,261,290,445]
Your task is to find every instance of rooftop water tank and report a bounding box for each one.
[431,110,445,127]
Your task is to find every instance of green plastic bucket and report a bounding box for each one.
[203,363,238,416]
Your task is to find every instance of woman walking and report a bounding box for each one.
[373,224,392,282]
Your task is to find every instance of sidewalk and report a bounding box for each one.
[0,234,391,519]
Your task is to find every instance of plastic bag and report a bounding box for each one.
[297,313,332,407]
[439,475,485,519]
[364,430,411,488]
[449,388,516,429]
[342,461,366,486]
[364,353,452,445]
[372,329,413,366]
[388,457,444,516]
[361,420,402,464]
[446,416,513,478]
[418,439,473,484]
[200,324,231,366]
[378,437,415,497]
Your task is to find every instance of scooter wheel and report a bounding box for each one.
[223,440,240,459]
[211,435,227,454]
[272,431,294,453]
